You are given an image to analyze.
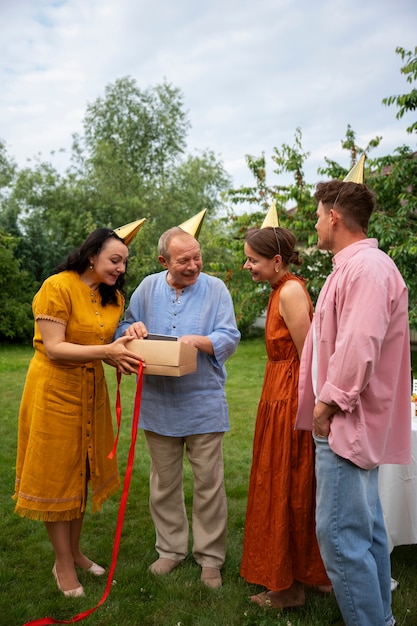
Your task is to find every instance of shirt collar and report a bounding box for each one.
[332,238,378,269]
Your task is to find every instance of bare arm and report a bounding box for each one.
[280,282,339,437]
[38,319,143,375]
[279,280,312,358]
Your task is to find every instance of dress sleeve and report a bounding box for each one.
[33,276,71,326]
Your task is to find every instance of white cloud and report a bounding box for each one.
[0,0,416,186]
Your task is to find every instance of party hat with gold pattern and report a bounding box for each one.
[343,154,366,183]
[114,218,146,246]
[178,209,207,239]
[261,200,280,228]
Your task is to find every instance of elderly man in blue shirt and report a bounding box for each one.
[117,218,240,588]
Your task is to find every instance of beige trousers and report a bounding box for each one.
[144,431,227,569]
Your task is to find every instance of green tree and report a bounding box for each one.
[367,146,417,328]
[2,52,415,342]
[0,231,34,342]
[0,140,16,196]
[0,78,232,338]
[373,45,417,328]
[223,118,416,334]
[3,159,89,282]
[70,77,191,229]
[69,77,231,295]
[383,46,417,135]
[221,46,417,335]
[214,130,315,335]
[126,150,232,293]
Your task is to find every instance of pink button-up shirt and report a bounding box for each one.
[296,239,411,470]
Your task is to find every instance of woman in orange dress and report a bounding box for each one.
[14,228,142,598]
[240,226,330,609]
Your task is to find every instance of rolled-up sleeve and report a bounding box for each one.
[318,266,392,412]
[208,285,241,368]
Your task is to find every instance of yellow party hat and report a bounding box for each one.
[114,218,146,246]
[261,201,279,228]
[178,209,207,239]
[343,154,366,183]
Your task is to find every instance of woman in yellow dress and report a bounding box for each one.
[13,228,142,597]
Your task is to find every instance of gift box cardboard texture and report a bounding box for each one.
[126,339,197,376]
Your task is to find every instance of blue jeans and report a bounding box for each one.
[313,435,394,626]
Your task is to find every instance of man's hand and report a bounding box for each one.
[313,400,338,438]
[123,321,148,339]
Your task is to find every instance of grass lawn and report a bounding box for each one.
[0,340,416,625]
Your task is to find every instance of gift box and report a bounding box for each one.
[126,338,197,377]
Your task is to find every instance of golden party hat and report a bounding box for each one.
[261,200,279,228]
[343,154,366,183]
[178,209,207,239]
[114,218,146,246]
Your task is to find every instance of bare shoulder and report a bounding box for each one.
[280,277,308,301]
[280,278,311,318]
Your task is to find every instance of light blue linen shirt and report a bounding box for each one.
[116,271,240,436]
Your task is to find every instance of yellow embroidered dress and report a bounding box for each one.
[14,271,121,521]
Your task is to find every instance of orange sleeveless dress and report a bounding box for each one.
[240,273,329,591]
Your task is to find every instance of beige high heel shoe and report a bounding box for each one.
[82,561,106,576]
[52,564,85,598]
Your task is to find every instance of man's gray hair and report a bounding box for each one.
[158,227,195,260]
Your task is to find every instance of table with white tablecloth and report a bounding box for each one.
[378,416,417,553]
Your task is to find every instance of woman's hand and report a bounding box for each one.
[105,335,144,375]
[37,319,143,374]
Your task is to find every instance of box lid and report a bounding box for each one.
[126,339,197,367]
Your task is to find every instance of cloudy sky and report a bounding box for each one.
[1,0,416,190]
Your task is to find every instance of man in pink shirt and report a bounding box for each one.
[296,178,410,626]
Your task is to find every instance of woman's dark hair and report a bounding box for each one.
[244,227,303,267]
[55,228,127,306]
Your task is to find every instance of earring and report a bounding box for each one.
[89,264,94,270]
[275,267,279,273]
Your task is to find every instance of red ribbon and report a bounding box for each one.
[22,363,144,626]
[107,369,123,460]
